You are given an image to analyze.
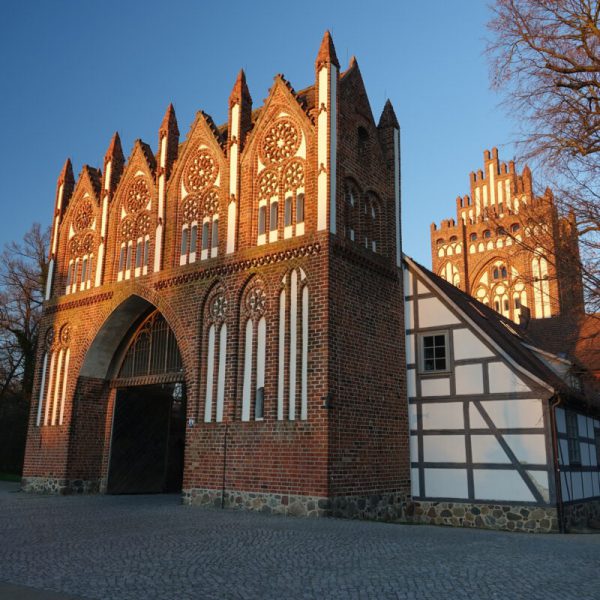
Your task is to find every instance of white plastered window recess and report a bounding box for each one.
[143,236,150,275]
[257,200,267,246]
[117,243,126,282]
[211,217,219,258]
[189,222,198,264]
[269,198,279,243]
[180,225,189,266]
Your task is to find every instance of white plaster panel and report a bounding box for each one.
[577,414,588,438]
[424,468,468,499]
[470,435,510,464]
[421,378,451,397]
[473,469,535,502]
[504,434,547,465]
[423,435,465,462]
[469,405,487,428]
[571,471,584,500]
[405,300,414,330]
[408,403,417,430]
[410,435,419,461]
[403,267,413,296]
[559,439,570,466]
[416,278,429,295]
[455,364,484,395]
[406,334,415,365]
[453,328,494,360]
[411,468,420,497]
[488,362,530,393]
[417,297,460,328]
[407,369,416,398]
[581,443,593,467]
[421,402,464,430]
[527,470,550,503]
[555,407,567,434]
[474,399,543,429]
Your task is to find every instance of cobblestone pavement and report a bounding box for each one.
[1,482,600,600]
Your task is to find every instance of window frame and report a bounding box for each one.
[566,411,581,465]
[418,330,450,375]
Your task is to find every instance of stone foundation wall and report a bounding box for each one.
[563,499,600,530]
[21,476,100,495]
[330,493,406,521]
[183,487,330,517]
[405,501,559,533]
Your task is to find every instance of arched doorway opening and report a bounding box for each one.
[106,310,186,495]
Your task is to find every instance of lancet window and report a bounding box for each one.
[277,268,309,421]
[532,249,551,318]
[203,290,228,423]
[256,118,306,245]
[65,196,99,294]
[240,282,268,421]
[116,176,153,281]
[180,190,219,265]
[36,324,71,427]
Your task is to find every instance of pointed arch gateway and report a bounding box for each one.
[76,295,188,495]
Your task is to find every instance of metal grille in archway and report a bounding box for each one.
[113,310,183,386]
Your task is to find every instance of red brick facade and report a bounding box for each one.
[431,148,583,323]
[22,33,408,518]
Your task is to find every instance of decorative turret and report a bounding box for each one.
[315,30,339,233]
[229,70,252,149]
[102,132,124,194]
[158,103,179,179]
[377,99,402,267]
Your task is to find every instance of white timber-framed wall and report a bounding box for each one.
[403,260,556,510]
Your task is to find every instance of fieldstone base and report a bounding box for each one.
[405,501,559,533]
[330,493,406,521]
[563,500,600,530]
[183,488,330,517]
[21,476,101,495]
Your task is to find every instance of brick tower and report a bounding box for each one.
[431,148,583,323]
[22,33,408,519]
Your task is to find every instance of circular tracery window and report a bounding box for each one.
[185,149,217,192]
[126,177,150,213]
[260,119,300,164]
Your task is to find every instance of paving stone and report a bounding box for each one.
[0,481,599,599]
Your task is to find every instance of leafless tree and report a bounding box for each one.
[0,223,49,401]
[487,0,600,312]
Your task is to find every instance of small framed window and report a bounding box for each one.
[144,239,150,266]
[125,244,132,270]
[511,223,520,233]
[66,261,73,288]
[258,205,266,236]
[469,233,477,242]
[483,230,491,239]
[501,266,507,278]
[296,193,305,223]
[503,299,509,312]
[493,267,499,279]
[255,386,264,420]
[515,298,521,309]
[284,196,292,227]
[81,257,88,284]
[566,412,581,465]
[419,332,449,373]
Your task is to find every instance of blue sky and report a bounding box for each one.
[0,0,518,266]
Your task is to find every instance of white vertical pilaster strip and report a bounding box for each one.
[36,353,48,426]
[46,184,64,300]
[300,285,308,420]
[58,348,70,425]
[393,128,401,267]
[242,320,253,421]
[489,163,496,207]
[216,324,227,422]
[317,67,329,231]
[51,349,64,426]
[227,105,240,254]
[44,352,57,426]
[45,260,54,300]
[154,136,167,274]
[277,289,286,420]
[329,66,337,234]
[288,270,298,420]
[257,317,266,398]
[204,325,215,422]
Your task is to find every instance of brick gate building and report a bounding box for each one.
[22,33,408,518]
